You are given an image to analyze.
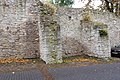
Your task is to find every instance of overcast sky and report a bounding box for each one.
[41,0,102,8]
[72,0,102,8]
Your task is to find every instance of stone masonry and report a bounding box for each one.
[0,0,40,58]
[56,8,112,58]
[0,0,120,63]
[37,1,62,64]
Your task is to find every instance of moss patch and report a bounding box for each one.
[94,22,107,29]
[47,21,60,63]
[82,12,92,22]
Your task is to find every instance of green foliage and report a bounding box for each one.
[50,0,74,7]
[41,3,57,16]
[99,29,108,37]
[94,22,107,29]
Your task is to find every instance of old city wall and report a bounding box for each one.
[91,10,120,47]
[56,8,112,58]
[0,0,40,58]
[0,0,120,63]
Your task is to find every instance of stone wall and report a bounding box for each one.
[24,17,40,58]
[37,2,62,64]
[0,0,40,58]
[0,23,26,58]
[0,0,120,63]
[92,10,120,47]
[56,8,120,57]
[56,8,86,57]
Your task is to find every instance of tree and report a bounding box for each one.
[79,0,120,16]
[103,0,120,16]
[50,0,74,7]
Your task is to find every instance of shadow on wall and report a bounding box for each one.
[62,37,92,57]
[25,20,40,58]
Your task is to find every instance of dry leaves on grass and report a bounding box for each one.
[0,58,30,64]
[63,58,98,63]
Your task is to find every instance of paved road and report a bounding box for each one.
[49,62,120,80]
[0,69,44,80]
[1,62,120,80]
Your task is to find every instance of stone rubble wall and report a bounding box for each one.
[0,0,39,58]
[37,1,62,64]
[56,8,120,57]
[92,10,120,47]
[81,21,110,57]
[24,16,40,58]
[0,0,120,63]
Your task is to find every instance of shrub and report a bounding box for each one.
[99,29,108,37]
[42,2,57,16]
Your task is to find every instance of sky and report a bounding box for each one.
[41,0,102,9]
[72,0,102,8]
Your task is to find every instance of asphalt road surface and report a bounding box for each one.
[1,62,120,80]
[49,62,120,80]
[0,69,44,80]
